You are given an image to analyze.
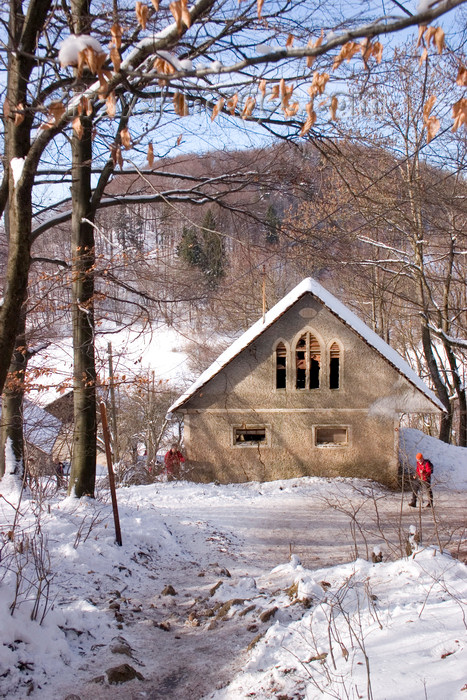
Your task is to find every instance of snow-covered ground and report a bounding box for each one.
[0,430,466,699]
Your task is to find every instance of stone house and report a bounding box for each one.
[168,278,444,487]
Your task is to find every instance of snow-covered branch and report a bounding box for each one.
[427,324,467,349]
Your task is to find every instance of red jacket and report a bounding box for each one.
[416,459,432,482]
[164,449,185,474]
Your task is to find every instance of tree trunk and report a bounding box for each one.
[420,324,452,442]
[67,114,97,497]
[0,311,27,478]
[0,0,52,396]
[444,340,467,447]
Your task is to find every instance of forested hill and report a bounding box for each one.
[29,138,467,447]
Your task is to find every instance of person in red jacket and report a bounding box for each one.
[409,452,433,508]
[164,444,185,481]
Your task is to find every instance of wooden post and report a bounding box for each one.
[107,342,119,463]
[100,401,122,546]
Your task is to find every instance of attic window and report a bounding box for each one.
[276,343,286,389]
[234,427,266,445]
[315,426,348,446]
[329,342,340,390]
[296,332,320,389]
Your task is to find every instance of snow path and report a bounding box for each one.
[48,481,467,700]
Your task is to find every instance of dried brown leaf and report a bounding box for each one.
[170,1,183,32]
[257,0,264,19]
[14,103,25,126]
[284,101,299,117]
[434,26,445,54]
[423,94,436,121]
[259,79,267,98]
[147,142,154,167]
[211,97,225,121]
[241,96,256,119]
[452,98,467,132]
[329,95,338,120]
[426,115,440,143]
[72,116,84,140]
[299,100,316,136]
[309,71,329,97]
[83,46,107,74]
[286,34,294,49]
[372,41,383,63]
[333,41,359,71]
[111,144,123,168]
[150,0,159,9]
[419,47,428,66]
[106,92,116,118]
[111,24,123,49]
[416,25,427,48]
[173,91,189,116]
[421,25,445,54]
[77,50,87,78]
[136,1,149,30]
[226,93,238,115]
[154,57,176,75]
[280,78,294,111]
[110,46,121,72]
[268,84,280,101]
[181,0,191,27]
[80,96,92,116]
[120,127,132,149]
[306,31,323,69]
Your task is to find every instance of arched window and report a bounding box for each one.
[276,343,287,389]
[295,332,320,389]
[329,342,340,389]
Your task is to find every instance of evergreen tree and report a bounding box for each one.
[200,210,225,287]
[265,205,281,245]
[177,226,202,266]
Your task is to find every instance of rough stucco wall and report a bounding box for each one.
[183,410,398,486]
[179,294,439,487]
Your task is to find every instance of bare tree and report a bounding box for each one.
[285,50,467,444]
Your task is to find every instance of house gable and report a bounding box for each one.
[169,278,443,416]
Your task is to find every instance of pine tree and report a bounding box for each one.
[200,210,225,287]
[177,226,202,266]
[265,205,281,245]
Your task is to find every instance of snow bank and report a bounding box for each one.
[211,549,467,700]
[400,427,467,490]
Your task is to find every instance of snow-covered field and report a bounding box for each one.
[0,431,466,700]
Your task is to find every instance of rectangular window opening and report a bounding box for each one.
[315,427,348,446]
[234,427,266,445]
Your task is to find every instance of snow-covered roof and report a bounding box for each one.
[168,277,445,414]
[23,401,62,454]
